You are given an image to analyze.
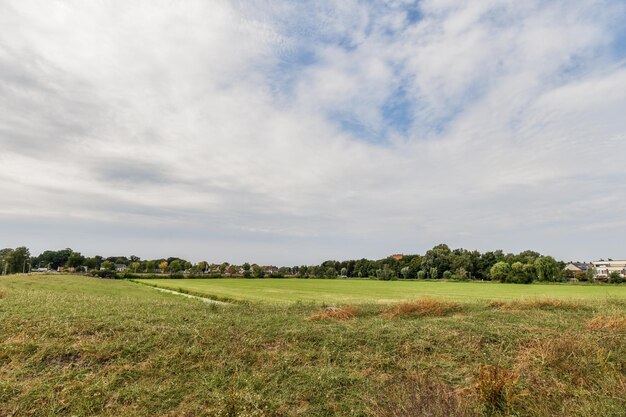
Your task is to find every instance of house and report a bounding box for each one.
[391,254,404,261]
[591,260,626,280]
[115,264,128,272]
[564,262,589,278]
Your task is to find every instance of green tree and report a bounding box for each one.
[534,256,559,282]
[422,244,452,278]
[101,260,115,271]
[490,261,511,282]
[66,252,85,269]
[242,262,251,278]
[429,267,438,279]
[252,264,265,278]
[400,266,411,279]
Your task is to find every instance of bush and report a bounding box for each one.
[90,270,117,279]
[417,270,426,279]
[442,271,452,279]
[608,271,623,284]
[117,272,140,279]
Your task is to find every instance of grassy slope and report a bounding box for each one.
[1,275,625,417]
[134,278,626,304]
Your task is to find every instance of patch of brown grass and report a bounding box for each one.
[383,298,460,318]
[372,374,473,417]
[306,306,359,321]
[489,298,580,310]
[473,364,524,413]
[585,315,626,331]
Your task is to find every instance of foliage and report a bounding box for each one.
[608,271,623,284]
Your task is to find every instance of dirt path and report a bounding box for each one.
[150,286,233,305]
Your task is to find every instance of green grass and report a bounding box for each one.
[1,275,625,416]
[134,277,626,304]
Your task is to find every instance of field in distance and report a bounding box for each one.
[134,277,626,304]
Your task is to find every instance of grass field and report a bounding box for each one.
[134,277,626,304]
[1,275,625,416]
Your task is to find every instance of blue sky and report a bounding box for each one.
[1,0,626,264]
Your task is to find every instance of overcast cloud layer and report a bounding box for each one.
[1,0,625,264]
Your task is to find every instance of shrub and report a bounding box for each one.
[90,270,117,279]
[417,270,426,279]
[608,271,623,284]
[442,271,452,279]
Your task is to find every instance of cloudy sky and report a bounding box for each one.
[1,0,625,264]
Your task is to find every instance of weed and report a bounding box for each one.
[383,298,460,318]
[473,364,522,413]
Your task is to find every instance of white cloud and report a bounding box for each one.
[1,0,625,263]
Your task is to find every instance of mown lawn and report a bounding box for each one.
[134,277,626,304]
[1,275,625,417]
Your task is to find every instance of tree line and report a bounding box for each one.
[0,243,607,283]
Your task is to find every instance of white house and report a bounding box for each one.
[591,260,626,280]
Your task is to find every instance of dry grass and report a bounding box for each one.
[383,298,460,318]
[585,315,626,331]
[489,298,580,310]
[373,374,473,417]
[306,306,359,321]
[473,365,524,413]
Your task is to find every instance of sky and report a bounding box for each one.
[1,0,626,265]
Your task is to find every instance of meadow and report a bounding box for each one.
[1,275,625,416]
[133,277,626,304]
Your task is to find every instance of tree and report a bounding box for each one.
[534,257,559,282]
[429,267,438,279]
[66,252,85,269]
[101,261,115,271]
[584,265,596,282]
[5,247,31,274]
[159,261,168,273]
[340,267,348,277]
[377,264,395,280]
[251,264,264,278]
[422,244,452,278]
[400,266,411,279]
[242,262,251,278]
[169,260,184,272]
[130,262,141,273]
[490,261,511,282]
[417,270,426,279]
